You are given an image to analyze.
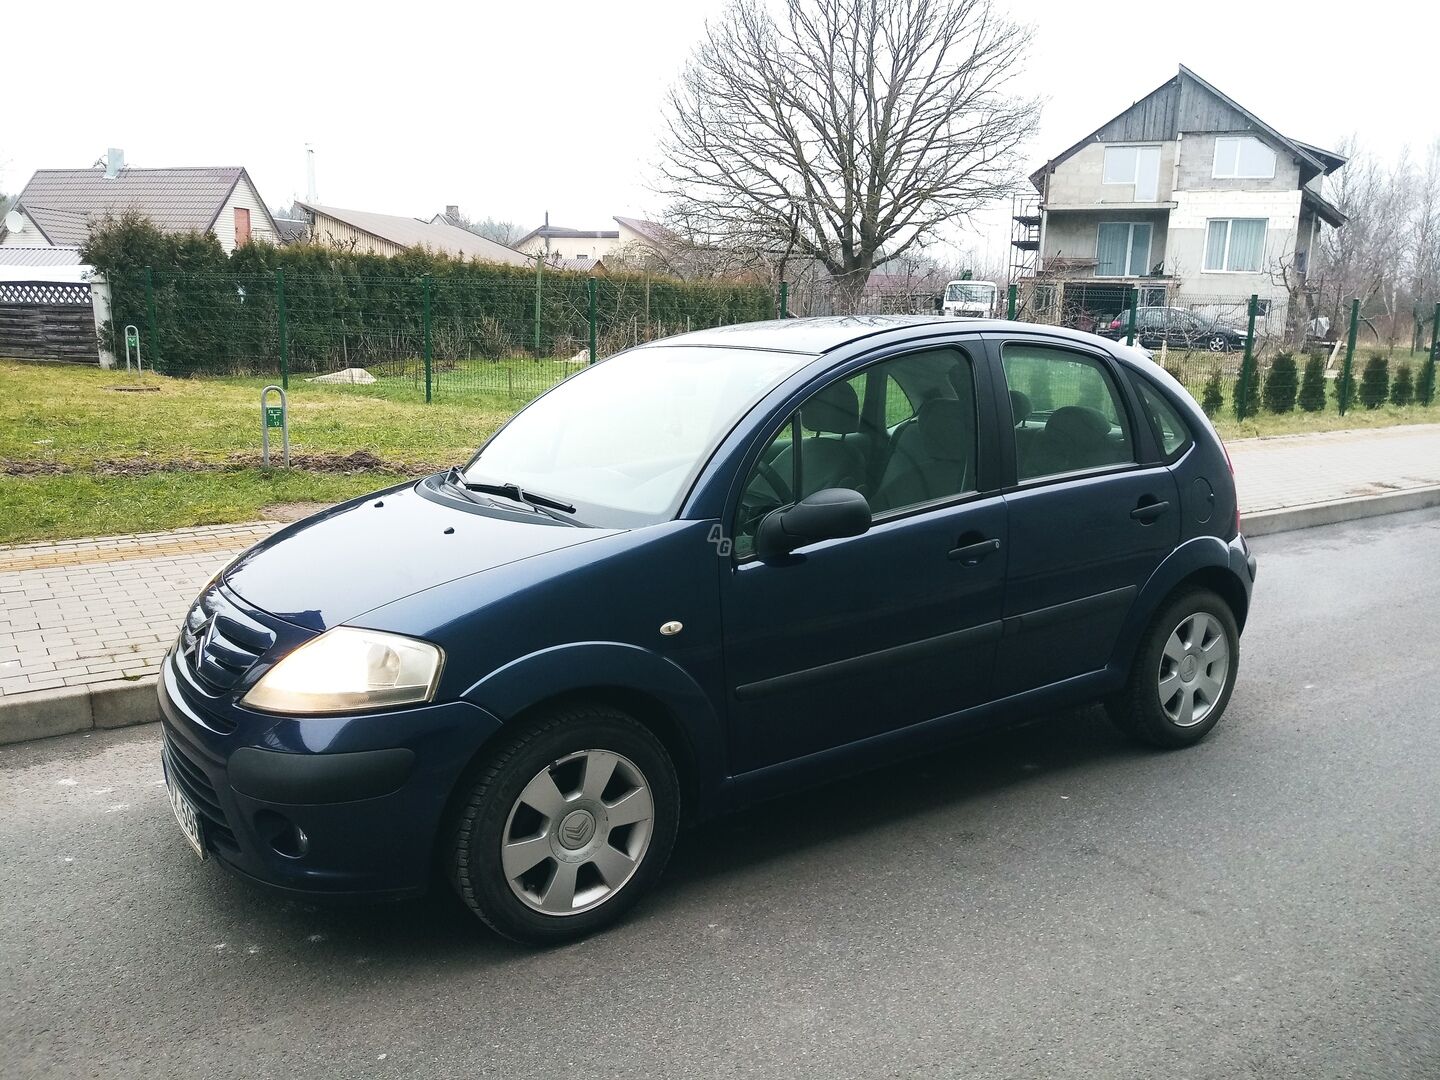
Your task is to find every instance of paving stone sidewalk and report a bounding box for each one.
[2,424,1439,706]
[0,523,278,698]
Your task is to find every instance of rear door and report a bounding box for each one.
[986,335,1178,697]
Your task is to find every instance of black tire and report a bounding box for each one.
[1107,588,1240,749]
[447,704,680,945]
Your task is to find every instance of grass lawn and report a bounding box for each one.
[1176,347,1439,440]
[0,358,546,543]
[2,347,1437,544]
[1212,401,1440,440]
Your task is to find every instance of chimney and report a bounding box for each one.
[104,148,125,179]
[446,204,460,223]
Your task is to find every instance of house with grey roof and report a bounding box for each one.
[0,150,279,253]
[513,219,621,267]
[298,202,529,265]
[513,215,691,273]
[1014,66,1346,328]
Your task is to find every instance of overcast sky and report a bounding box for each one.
[3,0,1433,264]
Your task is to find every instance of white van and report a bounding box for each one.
[942,280,998,318]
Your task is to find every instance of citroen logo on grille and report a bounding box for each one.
[182,606,212,660]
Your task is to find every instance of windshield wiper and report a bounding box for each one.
[443,467,579,519]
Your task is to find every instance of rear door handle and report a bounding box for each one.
[948,538,1001,563]
[1130,499,1170,523]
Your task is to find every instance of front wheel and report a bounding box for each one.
[1107,589,1239,748]
[448,704,680,944]
[1208,335,1230,353]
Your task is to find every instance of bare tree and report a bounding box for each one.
[658,0,1037,309]
[467,217,526,246]
[1317,137,1415,339]
[1408,139,1440,339]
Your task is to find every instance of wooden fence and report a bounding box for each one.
[0,281,98,362]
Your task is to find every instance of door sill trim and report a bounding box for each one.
[733,620,1003,703]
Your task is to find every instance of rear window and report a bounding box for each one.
[1134,378,1193,458]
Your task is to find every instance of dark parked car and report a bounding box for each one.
[1102,306,1249,352]
[159,316,1256,944]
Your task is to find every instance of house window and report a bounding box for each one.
[1213,137,1276,179]
[234,207,251,246]
[1102,145,1161,200]
[1204,218,1267,273]
[1096,222,1152,278]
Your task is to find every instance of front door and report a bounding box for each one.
[720,343,1007,774]
[990,337,1179,696]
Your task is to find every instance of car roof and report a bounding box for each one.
[638,315,1127,358]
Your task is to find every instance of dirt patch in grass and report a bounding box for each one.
[2,451,444,477]
[271,450,445,473]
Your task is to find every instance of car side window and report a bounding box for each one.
[733,347,979,557]
[1134,377,1193,458]
[1001,343,1136,482]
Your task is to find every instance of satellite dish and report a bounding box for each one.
[3,210,25,233]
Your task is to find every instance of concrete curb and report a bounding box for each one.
[3,486,1440,750]
[1241,483,1440,537]
[0,678,160,748]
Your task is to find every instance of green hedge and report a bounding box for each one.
[1298,354,1327,412]
[83,213,775,375]
[1262,353,1298,414]
[1358,355,1390,410]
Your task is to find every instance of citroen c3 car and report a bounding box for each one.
[158,316,1256,944]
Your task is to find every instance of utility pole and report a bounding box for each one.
[305,143,318,203]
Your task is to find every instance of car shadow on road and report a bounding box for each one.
[664,703,1137,888]
[202,704,1144,966]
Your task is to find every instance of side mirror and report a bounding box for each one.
[754,488,871,560]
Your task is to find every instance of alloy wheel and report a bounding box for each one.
[501,749,655,916]
[1157,612,1231,727]
[1209,336,1228,353]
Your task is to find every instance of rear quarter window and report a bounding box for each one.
[1134,377,1193,459]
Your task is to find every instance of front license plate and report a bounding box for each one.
[164,758,207,860]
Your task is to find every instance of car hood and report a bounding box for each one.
[223,479,617,631]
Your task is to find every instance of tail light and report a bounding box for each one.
[1220,438,1240,536]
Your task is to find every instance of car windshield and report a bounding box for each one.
[946,283,994,304]
[463,345,812,528]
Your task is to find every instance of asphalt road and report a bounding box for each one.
[4,509,1439,1079]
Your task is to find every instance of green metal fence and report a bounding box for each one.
[126,267,778,403]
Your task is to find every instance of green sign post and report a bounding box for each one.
[261,385,289,467]
[122,324,142,373]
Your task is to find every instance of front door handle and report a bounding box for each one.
[1130,498,1170,524]
[948,538,1001,564]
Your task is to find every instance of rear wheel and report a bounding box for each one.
[448,704,680,944]
[1107,589,1239,748]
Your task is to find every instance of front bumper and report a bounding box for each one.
[158,651,503,899]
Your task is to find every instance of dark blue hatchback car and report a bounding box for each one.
[158,316,1255,943]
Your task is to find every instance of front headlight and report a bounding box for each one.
[241,627,444,715]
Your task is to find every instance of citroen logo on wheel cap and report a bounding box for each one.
[558,810,597,849]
